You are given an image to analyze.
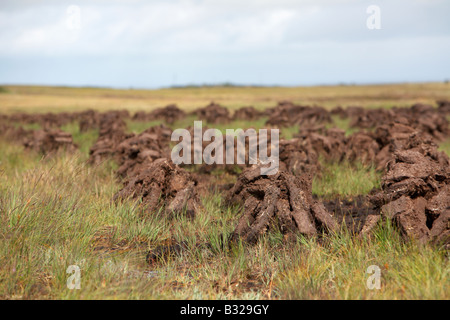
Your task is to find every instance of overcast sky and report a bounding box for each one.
[0,0,449,88]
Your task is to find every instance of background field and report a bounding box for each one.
[1,82,450,114]
[0,83,449,300]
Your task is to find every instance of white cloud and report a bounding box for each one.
[0,0,449,87]
[1,0,447,57]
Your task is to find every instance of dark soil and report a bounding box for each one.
[322,195,379,235]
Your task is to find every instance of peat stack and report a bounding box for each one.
[344,131,380,165]
[88,112,130,165]
[295,127,347,163]
[79,110,100,133]
[23,129,77,154]
[437,99,450,115]
[349,108,395,129]
[0,124,31,143]
[114,125,172,178]
[133,104,186,124]
[232,106,264,121]
[151,104,186,124]
[195,102,231,124]
[174,125,277,175]
[347,104,450,142]
[401,104,450,142]
[266,101,331,128]
[372,120,419,171]
[227,163,337,244]
[113,158,202,218]
[368,133,450,246]
[279,138,319,176]
[8,112,76,129]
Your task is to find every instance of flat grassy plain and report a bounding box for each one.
[0,83,449,300]
[1,82,450,113]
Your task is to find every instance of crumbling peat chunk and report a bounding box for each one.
[226,164,337,244]
[113,158,202,218]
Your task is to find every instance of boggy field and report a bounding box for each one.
[0,84,449,299]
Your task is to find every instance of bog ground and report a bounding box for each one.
[0,83,449,300]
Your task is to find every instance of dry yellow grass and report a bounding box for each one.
[1,82,449,114]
